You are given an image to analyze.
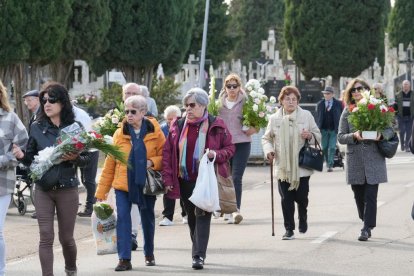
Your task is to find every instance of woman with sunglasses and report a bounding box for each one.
[338,78,388,241]
[13,82,90,276]
[95,95,165,271]
[216,73,256,224]
[162,88,235,269]
[0,80,28,275]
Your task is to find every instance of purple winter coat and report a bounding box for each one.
[162,114,235,199]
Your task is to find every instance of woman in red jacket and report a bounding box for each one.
[162,88,235,270]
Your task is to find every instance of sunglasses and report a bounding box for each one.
[41,96,59,104]
[125,109,137,115]
[350,86,367,93]
[184,103,197,108]
[226,84,239,89]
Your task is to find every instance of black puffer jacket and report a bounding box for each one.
[21,120,90,190]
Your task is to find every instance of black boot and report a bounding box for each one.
[78,205,93,217]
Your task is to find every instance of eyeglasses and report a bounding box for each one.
[184,103,197,108]
[226,84,239,89]
[350,86,366,93]
[125,109,137,115]
[283,97,298,103]
[41,96,59,104]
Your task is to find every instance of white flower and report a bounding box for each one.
[362,90,371,99]
[259,112,265,118]
[250,91,257,98]
[352,107,359,112]
[261,95,268,101]
[258,87,265,94]
[270,96,276,103]
[247,86,253,92]
[104,135,114,145]
[253,104,258,112]
[359,98,367,105]
[266,105,273,112]
[35,147,55,163]
[254,98,261,105]
[111,116,119,124]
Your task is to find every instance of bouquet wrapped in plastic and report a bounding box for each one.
[30,122,127,182]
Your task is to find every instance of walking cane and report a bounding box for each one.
[270,158,275,236]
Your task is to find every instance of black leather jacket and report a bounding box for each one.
[21,120,90,190]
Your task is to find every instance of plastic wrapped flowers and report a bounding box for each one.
[30,122,127,182]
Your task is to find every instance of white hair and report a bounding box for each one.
[163,105,181,119]
[140,85,149,97]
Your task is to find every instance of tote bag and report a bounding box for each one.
[298,134,324,172]
[189,151,220,213]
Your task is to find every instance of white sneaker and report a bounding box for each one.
[225,213,234,224]
[233,213,243,224]
[223,213,231,221]
[182,216,188,224]
[213,211,221,219]
[159,217,174,226]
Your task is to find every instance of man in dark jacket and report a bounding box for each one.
[393,80,414,152]
[316,86,343,172]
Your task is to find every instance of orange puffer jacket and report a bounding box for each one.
[95,117,165,200]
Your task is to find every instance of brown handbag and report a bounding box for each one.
[216,164,237,214]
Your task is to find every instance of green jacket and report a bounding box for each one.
[395,90,414,118]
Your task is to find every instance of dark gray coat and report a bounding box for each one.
[337,108,387,185]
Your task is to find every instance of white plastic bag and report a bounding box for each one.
[189,150,220,212]
[92,190,117,255]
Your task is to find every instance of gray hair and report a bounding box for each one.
[373,83,383,92]
[182,87,209,107]
[163,105,182,119]
[140,85,149,97]
[122,83,140,93]
[124,95,148,113]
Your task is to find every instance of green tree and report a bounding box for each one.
[91,0,195,87]
[151,77,181,118]
[388,0,414,48]
[161,1,196,75]
[187,0,233,66]
[50,0,111,87]
[230,0,285,64]
[284,0,385,86]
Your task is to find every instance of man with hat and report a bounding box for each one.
[22,90,40,219]
[22,90,40,127]
[316,86,343,172]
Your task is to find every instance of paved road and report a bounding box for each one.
[5,150,414,275]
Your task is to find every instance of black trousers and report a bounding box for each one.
[351,183,378,230]
[179,179,212,259]
[80,151,99,208]
[278,177,310,231]
[162,195,186,221]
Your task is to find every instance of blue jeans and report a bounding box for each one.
[397,116,413,149]
[231,142,251,210]
[321,129,337,168]
[115,190,156,260]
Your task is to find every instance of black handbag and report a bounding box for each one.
[36,165,60,191]
[143,168,165,196]
[378,132,399,158]
[299,134,324,172]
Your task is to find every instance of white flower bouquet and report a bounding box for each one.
[242,79,275,129]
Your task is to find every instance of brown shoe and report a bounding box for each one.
[145,256,155,266]
[114,259,132,271]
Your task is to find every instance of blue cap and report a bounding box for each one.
[22,90,39,98]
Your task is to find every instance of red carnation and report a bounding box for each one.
[95,133,103,139]
[388,106,395,112]
[75,142,84,150]
[367,103,375,110]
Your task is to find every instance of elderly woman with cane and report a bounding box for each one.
[262,85,321,240]
[162,88,234,270]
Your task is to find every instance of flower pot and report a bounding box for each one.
[361,131,378,140]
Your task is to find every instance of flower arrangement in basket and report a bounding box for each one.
[348,89,395,139]
[30,123,127,182]
[93,103,125,137]
[242,79,276,129]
